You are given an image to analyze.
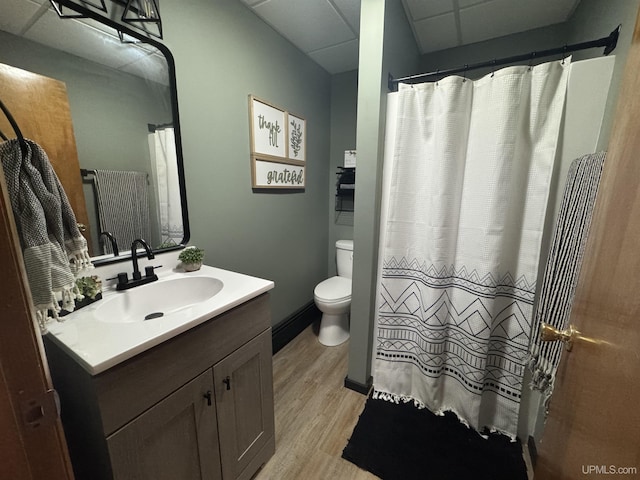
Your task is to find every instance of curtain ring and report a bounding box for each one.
[491,59,496,77]
[462,64,468,83]
[528,51,536,71]
[561,45,568,64]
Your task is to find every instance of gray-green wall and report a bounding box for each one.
[0,30,170,252]
[328,70,358,275]
[565,0,640,151]
[348,0,420,388]
[161,0,332,325]
[327,0,422,290]
[420,23,567,79]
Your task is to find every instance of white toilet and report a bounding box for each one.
[314,239,353,346]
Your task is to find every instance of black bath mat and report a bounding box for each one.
[342,397,527,480]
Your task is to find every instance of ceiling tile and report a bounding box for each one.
[457,0,489,8]
[23,10,120,69]
[459,0,577,45]
[404,0,454,21]
[307,39,359,74]
[414,13,459,54]
[239,0,267,6]
[3,0,586,77]
[252,0,356,53]
[332,0,361,34]
[23,8,153,73]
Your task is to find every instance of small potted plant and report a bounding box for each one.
[76,275,103,301]
[178,246,205,272]
[60,275,103,316]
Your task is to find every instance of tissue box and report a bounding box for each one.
[344,150,356,168]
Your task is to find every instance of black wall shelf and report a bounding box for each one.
[336,167,355,212]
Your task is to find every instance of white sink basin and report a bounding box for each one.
[94,276,224,324]
[46,263,274,374]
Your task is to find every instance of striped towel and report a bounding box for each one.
[93,170,151,254]
[528,152,606,412]
[0,138,93,332]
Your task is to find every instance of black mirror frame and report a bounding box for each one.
[54,0,189,266]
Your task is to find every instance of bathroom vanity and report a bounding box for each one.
[43,266,275,480]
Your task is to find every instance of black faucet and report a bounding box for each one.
[99,231,119,256]
[116,238,159,290]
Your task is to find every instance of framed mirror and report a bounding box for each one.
[0,0,189,265]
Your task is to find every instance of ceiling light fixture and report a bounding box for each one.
[121,0,162,39]
[49,0,107,18]
[49,0,162,40]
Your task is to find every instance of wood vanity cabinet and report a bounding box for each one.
[44,293,275,480]
[107,369,221,479]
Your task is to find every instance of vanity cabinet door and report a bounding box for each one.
[107,370,222,480]
[214,329,275,480]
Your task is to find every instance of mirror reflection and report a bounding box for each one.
[0,1,186,261]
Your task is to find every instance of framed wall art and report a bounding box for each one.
[248,94,306,189]
[249,95,287,159]
[252,159,305,189]
[287,113,306,162]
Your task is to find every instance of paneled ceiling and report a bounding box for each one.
[2,0,582,77]
[240,0,362,75]
[241,0,582,74]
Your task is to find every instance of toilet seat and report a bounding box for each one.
[314,276,351,303]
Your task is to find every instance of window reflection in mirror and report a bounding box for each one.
[0,6,186,263]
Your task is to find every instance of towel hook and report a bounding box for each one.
[0,98,28,156]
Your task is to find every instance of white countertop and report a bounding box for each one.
[46,264,274,375]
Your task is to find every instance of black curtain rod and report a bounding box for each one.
[148,122,173,133]
[389,25,621,91]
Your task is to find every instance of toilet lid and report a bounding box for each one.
[314,276,351,303]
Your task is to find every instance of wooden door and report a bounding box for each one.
[0,62,93,254]
[535,7,640,479]
[0,145,74,479]
[214,329,275,480]
[107,370,222,480]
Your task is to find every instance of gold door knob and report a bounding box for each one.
[540,323,580,351]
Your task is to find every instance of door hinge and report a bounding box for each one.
[20,389,60,429]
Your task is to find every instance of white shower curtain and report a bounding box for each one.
[373,59,570,438]
[149,128,184,246]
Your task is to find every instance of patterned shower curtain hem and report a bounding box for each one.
[371,388,517,442]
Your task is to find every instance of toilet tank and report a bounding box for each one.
[336,240,354,279]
